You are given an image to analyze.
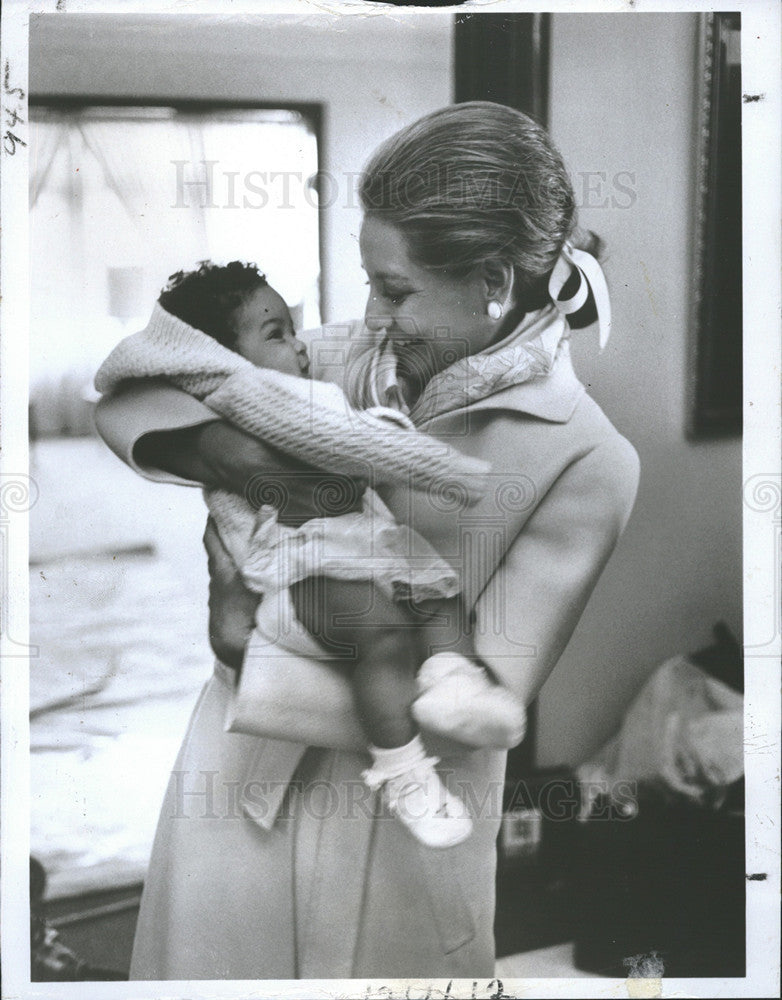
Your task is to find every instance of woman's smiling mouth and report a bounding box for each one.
[389,336,423,351]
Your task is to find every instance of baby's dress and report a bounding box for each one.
[208,482,460,606]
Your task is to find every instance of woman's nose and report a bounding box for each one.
[364,300,392,333]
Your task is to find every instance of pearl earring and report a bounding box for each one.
[487,301,503,320]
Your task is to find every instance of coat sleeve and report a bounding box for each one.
[473,434,640,706]
[94,380,219,485]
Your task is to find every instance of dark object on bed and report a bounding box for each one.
[30,857,130,982]
[689,619,743,693]
[571,791,745,978]
[572,621,745,977]
[495,623,745,971]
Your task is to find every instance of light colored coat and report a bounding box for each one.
[94,325,639,980]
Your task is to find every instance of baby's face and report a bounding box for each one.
[229,285,310,377]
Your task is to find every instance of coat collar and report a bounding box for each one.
[446,344,586,424]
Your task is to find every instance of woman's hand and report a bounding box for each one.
[136,420,299,494]
[203,517,259,670]
[137,420,365,525]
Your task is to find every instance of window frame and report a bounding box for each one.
[29,94,327,319]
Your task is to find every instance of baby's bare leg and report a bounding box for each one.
[290,576,420,748]
[406,594,478,665]
[291,577,474,848]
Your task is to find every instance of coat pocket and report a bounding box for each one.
[415,843,476,954]
[239,738,307,831]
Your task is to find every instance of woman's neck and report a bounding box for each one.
[395,302,531,408]
[396,365,426,410]
[488,302,529,347]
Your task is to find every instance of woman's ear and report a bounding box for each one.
[480,260,515,310]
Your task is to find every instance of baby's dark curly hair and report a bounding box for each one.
[158,260,268,349]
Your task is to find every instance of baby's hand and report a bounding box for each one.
[204,518,259,669]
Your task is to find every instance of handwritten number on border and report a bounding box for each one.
[3,60,26,156]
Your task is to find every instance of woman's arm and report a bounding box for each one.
[95,381,308,488]
[212,437,638,752]
[95,382,344,522]
[94,380,219,484]
[473,436,640,706]
[204,518,264,670]
[137,421,315,496]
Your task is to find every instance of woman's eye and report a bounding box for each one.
[364,280,410,306]
[381,288,411,306]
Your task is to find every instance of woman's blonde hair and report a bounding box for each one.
[360,101,588,313]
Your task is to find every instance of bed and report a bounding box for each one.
[29,437,213,903]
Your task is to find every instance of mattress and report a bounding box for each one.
[30,549,213,899]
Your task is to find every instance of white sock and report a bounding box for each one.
[367,735,428,782]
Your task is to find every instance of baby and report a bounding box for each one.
[95,261,525,848]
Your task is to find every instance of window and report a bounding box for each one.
[29,102,321,437]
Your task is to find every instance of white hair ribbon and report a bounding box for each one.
[547,242,612,349]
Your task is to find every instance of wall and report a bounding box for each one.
[536,13,743,765]
[29,11,454,322]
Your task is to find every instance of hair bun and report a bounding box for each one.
[570,228,604,261]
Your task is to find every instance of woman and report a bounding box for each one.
[95,102,639,980]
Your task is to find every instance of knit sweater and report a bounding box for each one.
[95,304,489,497]
[95,304,484,599]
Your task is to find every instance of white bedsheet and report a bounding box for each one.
[30,551,213,899]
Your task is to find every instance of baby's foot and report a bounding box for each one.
[413,652,527,749]
[363,755,473,849]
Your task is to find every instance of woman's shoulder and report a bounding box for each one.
[466,351,638,471]
[477,377,639,517]
[523,347,639,487]
[571,391,639,473]
[564,393,640,520]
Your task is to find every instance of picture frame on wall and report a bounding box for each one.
[688,11,743,439]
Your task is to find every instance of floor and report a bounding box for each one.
[496,943,599,979]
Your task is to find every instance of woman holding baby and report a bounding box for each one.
[96,102,639,980]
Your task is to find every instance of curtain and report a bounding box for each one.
[30,107,321,436]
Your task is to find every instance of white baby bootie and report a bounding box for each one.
[362,736,473,849]
[413,652,527,749]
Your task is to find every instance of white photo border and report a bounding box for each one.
[1,1,779,998]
